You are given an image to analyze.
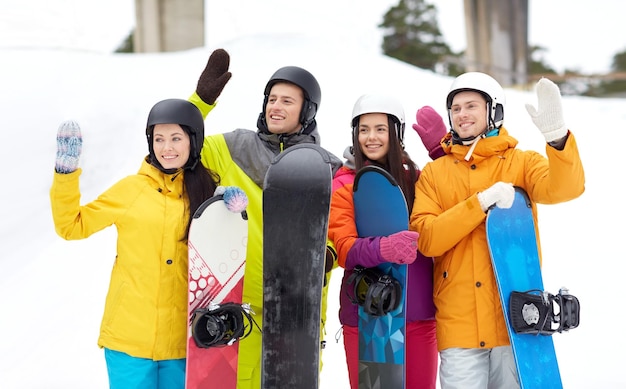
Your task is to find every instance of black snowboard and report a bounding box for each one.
[261,143,333,389]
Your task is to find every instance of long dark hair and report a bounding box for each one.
[353,116,418,213]
[182,163,220,240]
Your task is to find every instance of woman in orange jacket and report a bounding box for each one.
[410,73,585,389]
[328,94,447,388]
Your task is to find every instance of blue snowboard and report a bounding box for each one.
[353,166,408,389]
[486,187,562,389]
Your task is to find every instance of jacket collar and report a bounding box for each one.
[443,127,519,164]
[139,157,185,195]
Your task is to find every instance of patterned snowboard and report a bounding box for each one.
[353,165,408,389]
[486,187,562,389]
[185,195,248,389]
[261,143,333,389]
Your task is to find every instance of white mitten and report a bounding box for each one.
[525,78,568,143]
[477,182,515,212]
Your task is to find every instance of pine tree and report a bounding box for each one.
[379,0,458,74]
[598,49,626,96]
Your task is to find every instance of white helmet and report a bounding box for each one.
[351,94,406,143]
[446,72,506,130]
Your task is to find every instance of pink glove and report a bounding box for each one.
[412,106,447,160]
[379,230,418,264]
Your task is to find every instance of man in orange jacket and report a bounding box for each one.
[410,72,585,389]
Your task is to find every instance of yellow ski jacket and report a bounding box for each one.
[50,159,189,360]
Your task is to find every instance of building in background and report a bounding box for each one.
[134,0,204,52]
[464,0,529,86]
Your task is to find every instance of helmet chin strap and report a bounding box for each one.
[450,128,485,161]
[463,136,481,161]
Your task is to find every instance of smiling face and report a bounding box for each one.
[357,112,390,164]
[152,123,190,170]
[449,90,489,139]
[264,82,304,135]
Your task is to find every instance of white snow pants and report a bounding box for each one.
[439,346,520,389]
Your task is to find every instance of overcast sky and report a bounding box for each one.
[1,0,624,74]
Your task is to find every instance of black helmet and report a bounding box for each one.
[146,99,204,172]
[259,66,321,131]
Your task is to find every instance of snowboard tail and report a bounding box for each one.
[261,144,333,389]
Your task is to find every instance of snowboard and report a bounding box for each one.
[261,143,333,389]
[185,195,249,389]
[353,165,408,389]
[486,187,562,389]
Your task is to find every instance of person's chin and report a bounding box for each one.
[268,127,293,135]
[364,153,383,162]
[161,162,182,170]
[458,130,478,138]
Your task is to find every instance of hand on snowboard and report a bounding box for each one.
[477,182,515,212]
[379,230,418,264]
[215,186,248,213]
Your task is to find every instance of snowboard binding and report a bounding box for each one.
[191,302,259,348]
[509,287,580,335]
[346,266,402,316]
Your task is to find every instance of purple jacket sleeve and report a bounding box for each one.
[345,236,386,270]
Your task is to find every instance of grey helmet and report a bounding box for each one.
[146,98,204,173]
[258,66,321,133]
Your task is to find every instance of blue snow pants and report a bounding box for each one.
[104,348,185,389]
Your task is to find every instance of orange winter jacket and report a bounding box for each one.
[410,128,585,351]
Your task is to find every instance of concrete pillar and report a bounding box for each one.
[134,0,204,53]
[463,0,528,86]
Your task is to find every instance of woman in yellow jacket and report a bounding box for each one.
[50,99,245,389]
[410,73,585,389]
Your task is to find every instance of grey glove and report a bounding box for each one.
[55,120,82,174]
[525,78,568,143]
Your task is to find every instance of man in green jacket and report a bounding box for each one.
[189,49,343,388]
